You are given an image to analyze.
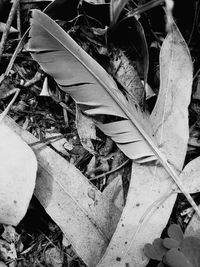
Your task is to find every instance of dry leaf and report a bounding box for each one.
[45,247,64,267]
[178,156,200,193]
[76,106,96,154]
[97,24,193,267]
[3,115,121,267]
[0,239,17,262]
[0,22,18,33]
[0,121,37,225]
[40,77,50,96]
[101,174,124,212]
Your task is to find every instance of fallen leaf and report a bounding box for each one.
[76,106,96,155]
[0,22,18,33]
[0,120,37,225]
[180,237,200,267]
[2,226,19,243]
[110,15,149,88]
[3,115,121,267]
[178,156,200,193]
[101,175,124,212]
[97,23,193,267]
[45,247,64,267]
[40,77,50,96]
[0,239,17,262]
[165,248,193,267]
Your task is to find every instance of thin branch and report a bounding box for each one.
[0,0,20,62]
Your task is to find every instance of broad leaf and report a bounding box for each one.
[167,224,184,243]
[0,121,37,225]
[178,156,200,193]
[180,237,200,267]
[144,243,162,261]
[163,238,180,249]
[144,238,167,261]
[0,91,37,225]
[3,115,120,266]
[27,9,156,162]
[109,15,149,88]
[165,248,193,267]
[97,24,193,267]
[185,204,200,241]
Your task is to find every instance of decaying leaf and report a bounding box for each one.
[45,247,64,267]
[178,156,200,193]
[76,106,96,155]
[101,174,124,212]
[3,115,121,267]
[0,120,37,225]
[97,24,193,267]
[109,15,149,90]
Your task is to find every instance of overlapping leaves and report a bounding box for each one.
[144,224,200,267]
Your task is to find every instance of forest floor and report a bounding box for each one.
[1,0,200,267]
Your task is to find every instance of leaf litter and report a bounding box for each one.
[1,0,200,267]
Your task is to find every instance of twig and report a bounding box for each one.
[17,3,22,39]
[131,0,165,16]
[0,88,20,122]
[0,0,20,63]
[90,159,130,181]
[23,71,43,87]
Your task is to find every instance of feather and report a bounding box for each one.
[27,10,200,218]
[27,9,156,163]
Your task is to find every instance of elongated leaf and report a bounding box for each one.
[177,156,200,193]
[110,0,129,26]
[27,9,155,163]
[97,24,193,267]
[109,15,149,89]
[3,115,120,266]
